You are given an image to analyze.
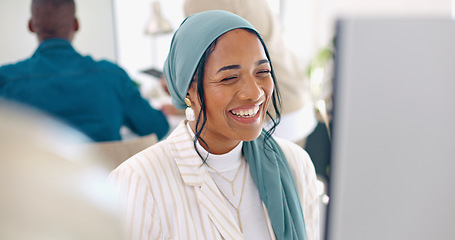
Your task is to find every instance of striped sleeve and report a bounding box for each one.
[108,165,163,240]
[276,138,320,240]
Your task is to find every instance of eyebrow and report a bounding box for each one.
[216,59,270,74]
[217,64,240,73]
[257,59,270,65]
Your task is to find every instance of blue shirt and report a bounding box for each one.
[0,38,169,142]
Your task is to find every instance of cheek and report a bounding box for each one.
[264,77,275,102]
[204,88,230,116]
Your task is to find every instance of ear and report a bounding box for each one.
[74,18,79,32]
[186,81,198,104]
[28,19,35,33]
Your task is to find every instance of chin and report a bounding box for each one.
[238,128,263,142]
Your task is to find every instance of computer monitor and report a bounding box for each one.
[326,18,455,240]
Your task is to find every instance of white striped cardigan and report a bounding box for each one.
[109,121,320,240]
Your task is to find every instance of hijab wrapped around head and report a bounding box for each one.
[163,10,307,240]
[164,10,258,109]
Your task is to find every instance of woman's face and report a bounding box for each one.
[187,29,274,154]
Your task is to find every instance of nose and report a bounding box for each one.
[238,75,264,102]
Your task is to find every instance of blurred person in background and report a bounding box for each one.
[0,101,123,240]
[0,0,169,142]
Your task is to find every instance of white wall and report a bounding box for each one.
[113,0,184,87]
[0,0,36,65]
[75,0,116,62]
[280,0,452,67]
[333,0,451,16]
[0,0,116,66]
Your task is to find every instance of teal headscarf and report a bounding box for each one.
[164,10,255,109]
[163,10,307,240]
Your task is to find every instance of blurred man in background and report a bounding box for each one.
[0,0,169,142]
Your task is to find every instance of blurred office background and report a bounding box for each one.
[0,0,453,239]
[1,0,451,141]
[1,0,451,88]
[0,0,451,127]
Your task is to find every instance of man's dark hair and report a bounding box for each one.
[30,0,77,42]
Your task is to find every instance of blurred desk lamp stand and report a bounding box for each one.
[145,1,173,69]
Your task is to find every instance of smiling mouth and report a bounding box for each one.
[230,105,260,118]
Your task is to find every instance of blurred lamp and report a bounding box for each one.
[145,1,173,35]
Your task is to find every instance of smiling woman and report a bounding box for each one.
[186,28,274,154]
[109,10,320,240]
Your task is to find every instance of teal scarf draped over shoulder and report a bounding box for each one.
[243,130,307,240]
[163,10,306,240]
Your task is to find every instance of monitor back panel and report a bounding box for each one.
[326,18,455,240]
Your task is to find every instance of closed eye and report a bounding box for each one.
[257,70,271,77]
[221,75,238,82]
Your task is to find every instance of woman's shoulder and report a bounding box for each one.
[274,137,310,160]
[113,138,174,173]
[112,121,191,176]
[273,137,318,204]
[273,136,314,173]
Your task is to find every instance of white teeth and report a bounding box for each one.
[231,106,259,118]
